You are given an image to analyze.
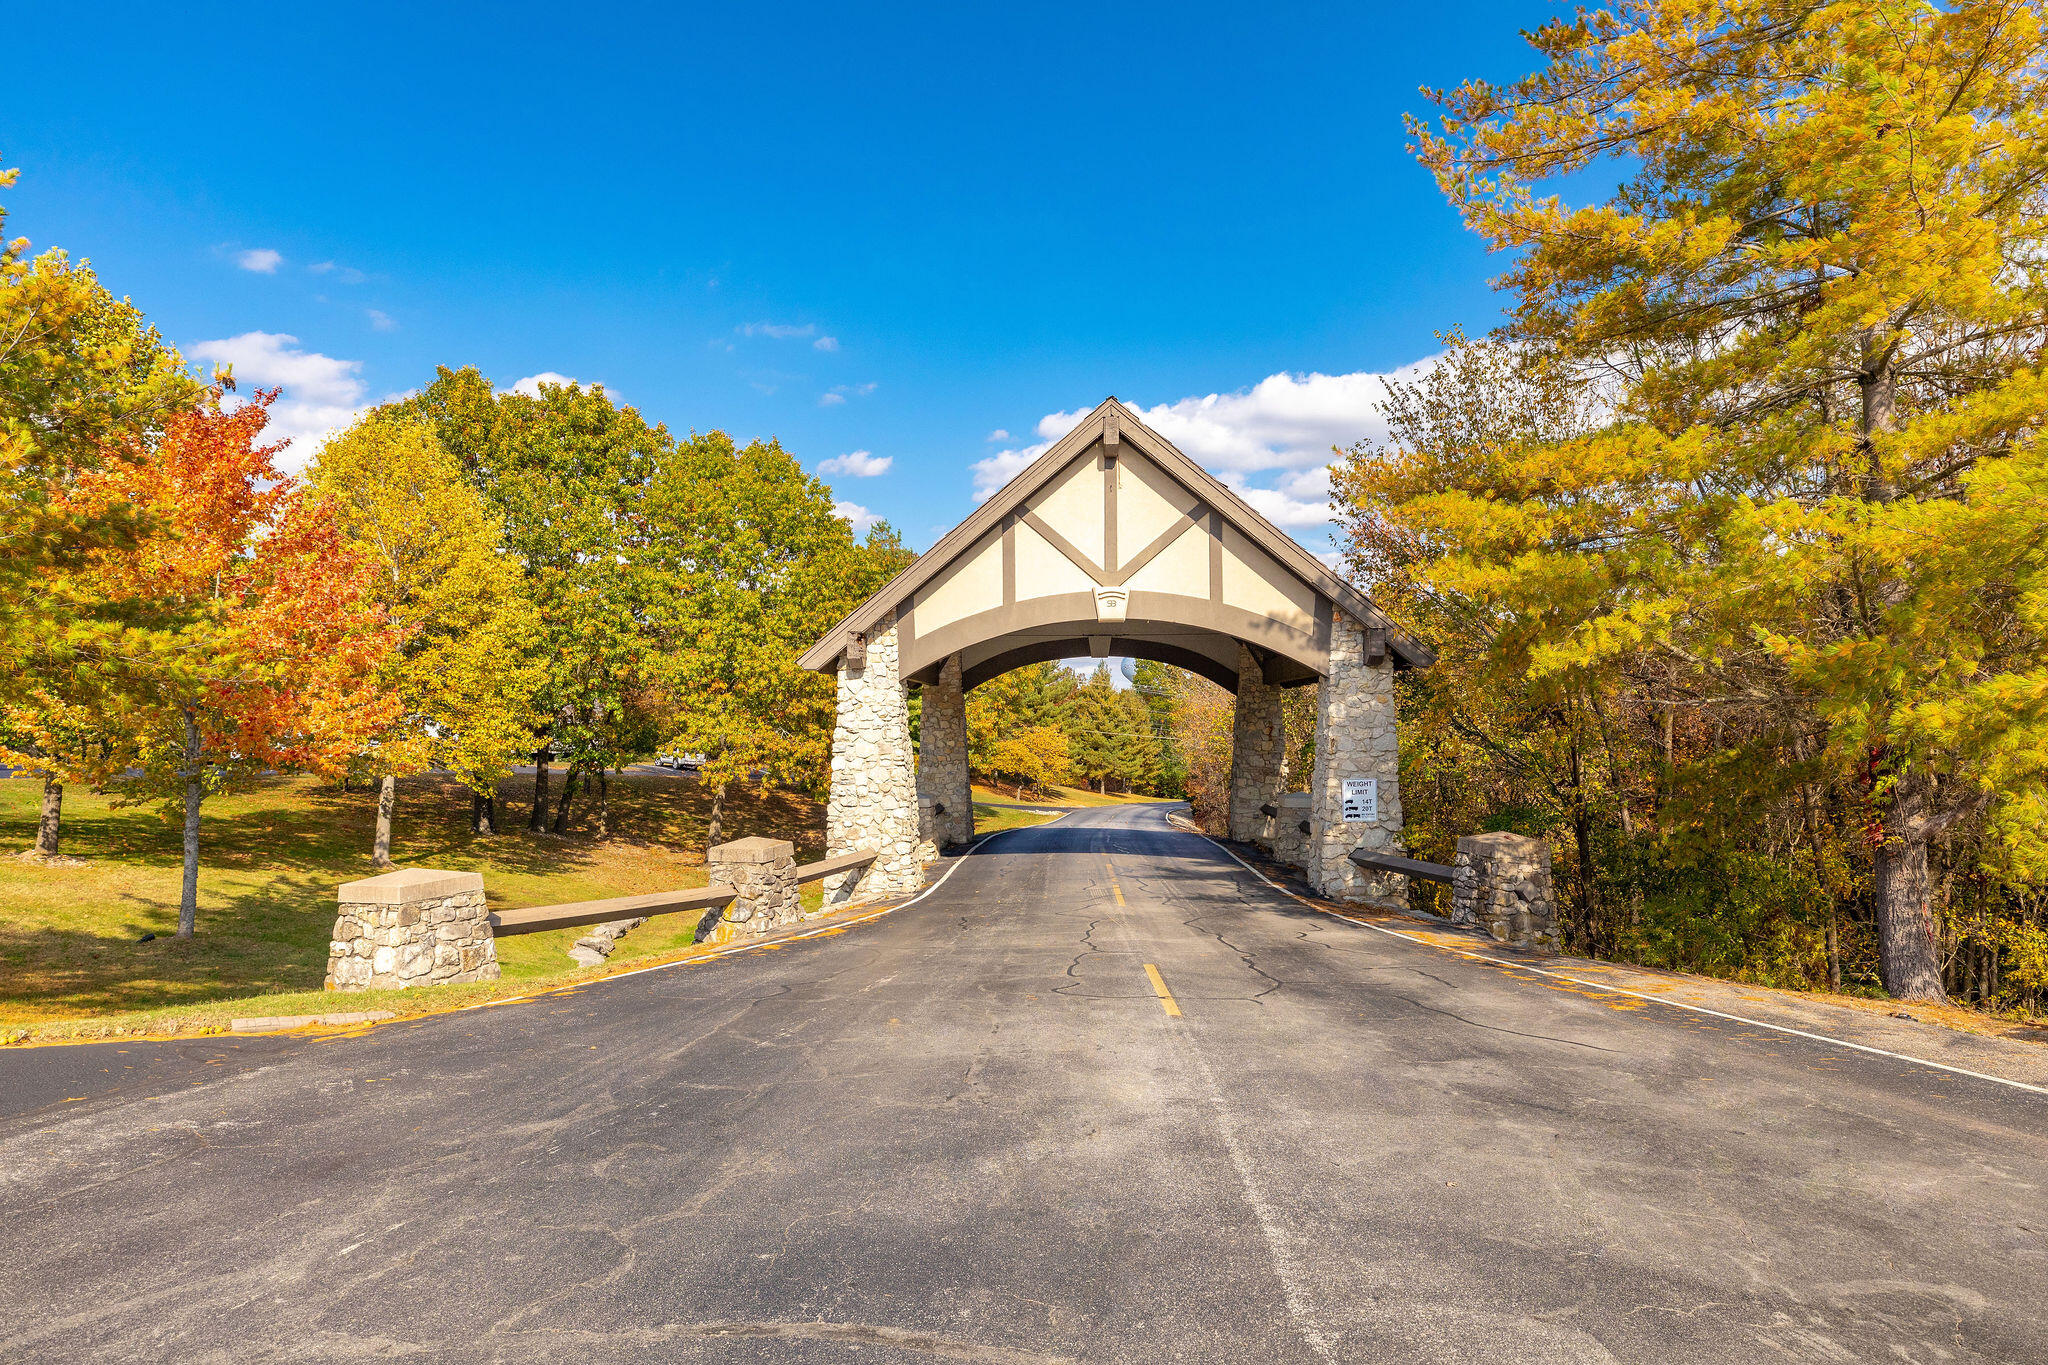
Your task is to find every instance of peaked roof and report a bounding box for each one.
[799,396,1434,672]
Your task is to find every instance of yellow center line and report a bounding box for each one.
[1144,963,1182,1017]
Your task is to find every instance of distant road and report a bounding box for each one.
[3,804,2044,1361]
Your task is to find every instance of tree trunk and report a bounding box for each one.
[373,773,396,869]
[471,789,495,835]
[36,777,62,857]
[594,770,610,840]
[1874,775,1947,1002]
[1566,726,1601,954]
[707,781,728,847]
[1795,771,1840,992]
[178,708,202,939]
[551,765,581,834]
[530,750,550,831]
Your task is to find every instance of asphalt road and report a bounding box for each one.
[3,805,2045,1363]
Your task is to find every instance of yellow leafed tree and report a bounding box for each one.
[1390,0,2048,1000]
[308,414,546,864]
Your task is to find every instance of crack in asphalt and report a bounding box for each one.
[1178,911,1287,1002]
[1384,990,1622,1053]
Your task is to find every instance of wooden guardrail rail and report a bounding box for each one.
[487,847,881,937]
[489,887,735,937]
[795,850,877,885]
[1348,847,1457,885]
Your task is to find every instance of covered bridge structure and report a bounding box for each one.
[798,397,1434,906]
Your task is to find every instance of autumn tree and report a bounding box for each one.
[1164,668,1236,830]
[1,161,196,690]
[1335,337,1636,937]
[645,433,912,843]
[88,392,397,936]
[988,725,1072,800]
[393,369,662,834]
[1406,0,2048,1001]
[0,690,139,858]
[2,159,198,853]
[967,663,1075,772]
[308,413,546,863]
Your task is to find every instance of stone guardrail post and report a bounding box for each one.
[704,837,800,945]
[1449,833,1560,953]
[325,869,500,991]
[1269,792,1312,870]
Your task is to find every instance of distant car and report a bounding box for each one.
[657,752,706,771]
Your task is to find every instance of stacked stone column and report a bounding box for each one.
[1307,611,1406,902]
[916,652,974,849]
[825,613,930,906]
[1270,792,1313,869]
[1227,643,1288,844]
[705,836,801,943]
[1450,833,1560,952]
[325,869,500,991]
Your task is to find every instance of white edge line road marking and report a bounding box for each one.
[1175,1018,1341,1363]
[1180,819,2048,1101]
[454,813,1073,1011]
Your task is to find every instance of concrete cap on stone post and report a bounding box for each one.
[1457,831,1541,857]
[707,836,794,865]
[338,868,486,904]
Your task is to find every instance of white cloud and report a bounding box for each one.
[820,381,877,406]
[508,372,621,402]
[969,362,1437,527]
[819,450,892,477]
[986,428,1009,442]
[236,248,283,274]
[834,500,882,534]
[970,446,1042,500]
[813,335,839,352]
[741,322,818,340]
[365,308,396,332]
[309,261,368,284]
[188,331,368,470]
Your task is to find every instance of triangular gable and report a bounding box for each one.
[798,397,1434,673]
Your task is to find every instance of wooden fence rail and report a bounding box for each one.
[488,887,735,937]
[1348,847,1457,886]
[795,850,878,885]
[486,847,881,938]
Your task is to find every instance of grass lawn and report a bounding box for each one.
[972,802,1064,836]
[0,770,825,1040]
[970,781,1177,808]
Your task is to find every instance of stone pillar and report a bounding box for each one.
[1307,611,1405,902]
[1227,643,1287,844]
[704,836,800,943]
[916,652,974,849]
[1450,833,1560,952]
[325,869,499,991]
[825,612,928,906]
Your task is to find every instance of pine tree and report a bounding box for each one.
[1406,0,2048,1001]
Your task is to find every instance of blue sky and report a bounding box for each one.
[11,1,1550,553]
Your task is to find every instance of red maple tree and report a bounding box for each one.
[78,389,401,936]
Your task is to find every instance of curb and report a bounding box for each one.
[230,1010,395,1034]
